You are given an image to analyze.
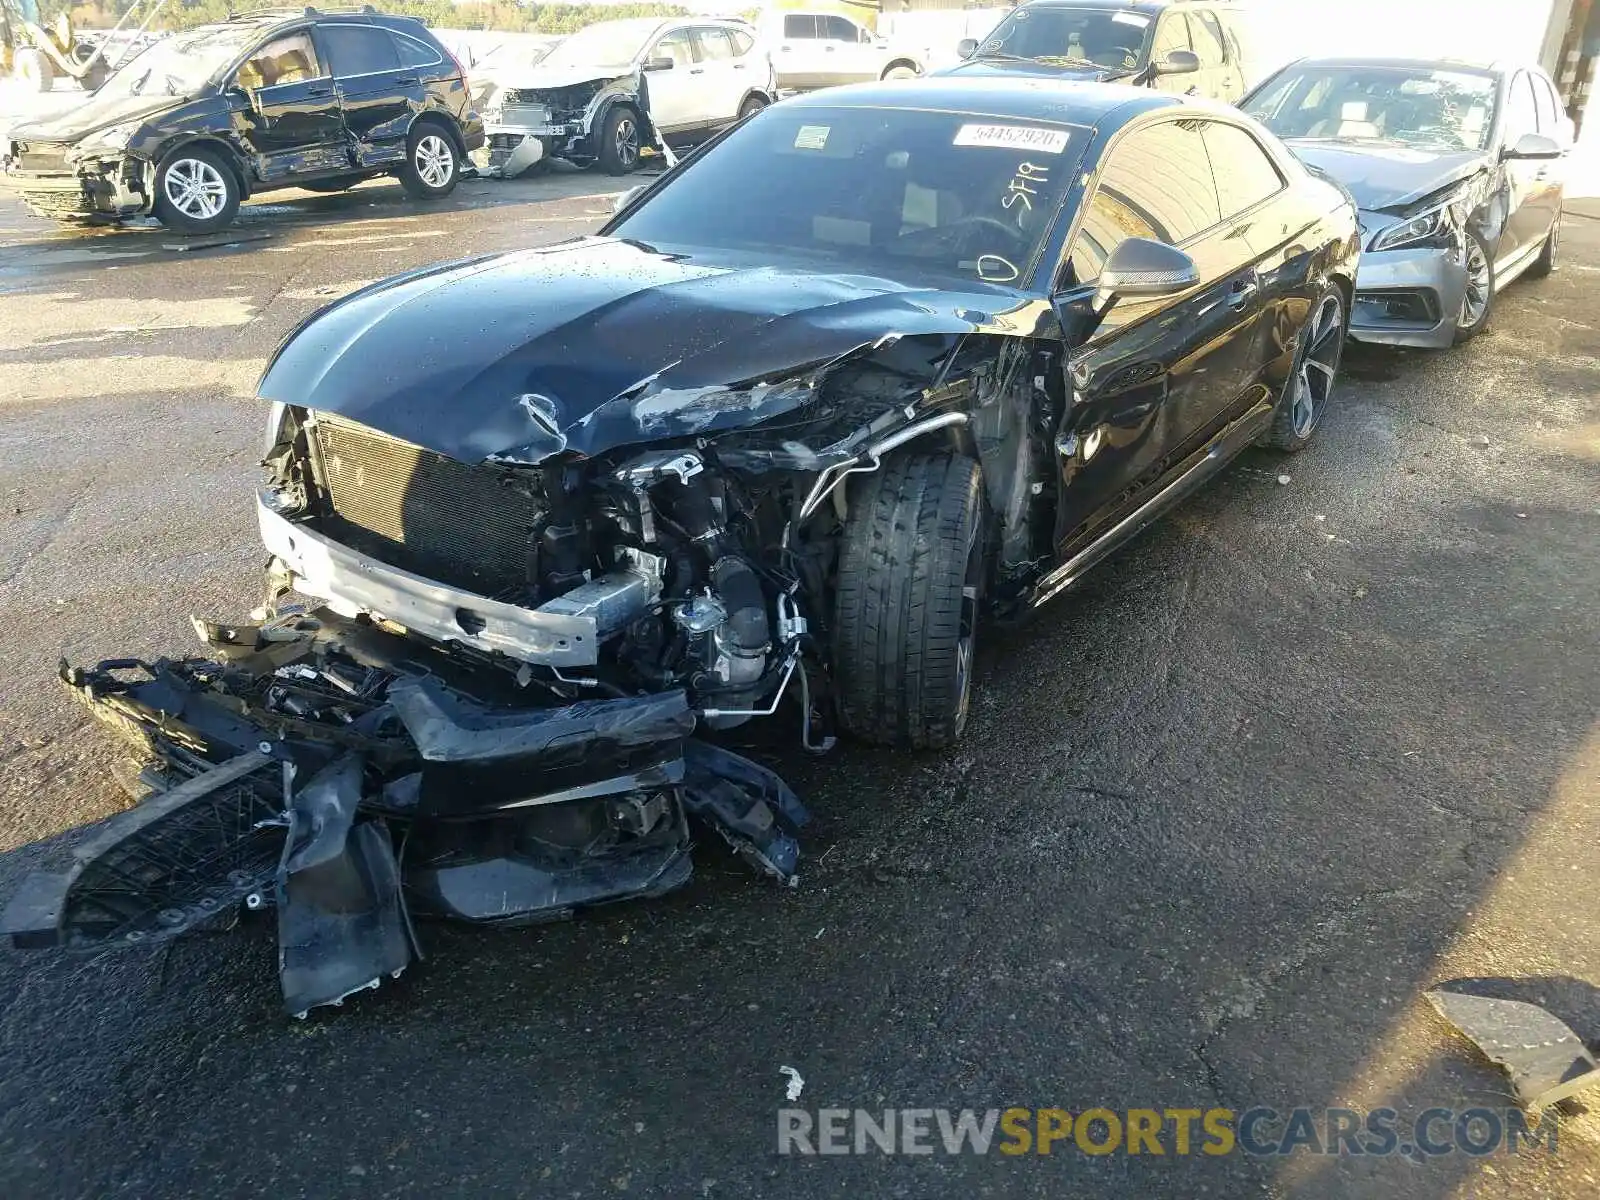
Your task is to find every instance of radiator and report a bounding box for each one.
[309,414,546,600]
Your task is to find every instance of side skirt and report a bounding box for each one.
[1031,397,1276,608]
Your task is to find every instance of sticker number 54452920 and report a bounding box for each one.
[952,124,1072,154]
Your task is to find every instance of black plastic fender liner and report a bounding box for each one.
[278,821,415,1017]
[681,740,810,882]
[282,752,365,875]
[0,749,287,951]
[387,676,697,815]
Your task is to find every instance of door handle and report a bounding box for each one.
[689,67,704,74]
[732,62,746,69]
[306,85,333,96]
[393,75,418,85]
[1227,277,1259,309]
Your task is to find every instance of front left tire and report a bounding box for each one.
[833,453,987,749]
[596,105,642,175]
[152,146,241,235]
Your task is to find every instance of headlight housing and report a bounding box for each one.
[1369,185,1472,252]
[85,123,137,152]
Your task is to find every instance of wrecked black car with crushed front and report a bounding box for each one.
[3,80,1359,1014]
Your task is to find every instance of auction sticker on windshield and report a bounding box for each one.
[953,124,1071,154]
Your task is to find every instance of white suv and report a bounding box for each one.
[475,17,778,177]
[758,10,923,91]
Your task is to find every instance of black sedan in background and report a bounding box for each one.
[1244,57,1571,346]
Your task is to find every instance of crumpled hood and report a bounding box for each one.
[7,91,182,144]
[935,58,1129,84]
[258,238,1035,464]
[1284,140,1488,212]
[492,62,635,92]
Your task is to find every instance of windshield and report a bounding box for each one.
[96,26,260,100]
[972,6,1153,70]
[538,19,659,69]
[611,106,1087,286]
[1243,65,1499,152]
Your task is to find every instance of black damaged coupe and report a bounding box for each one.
[4,79,1360,1013]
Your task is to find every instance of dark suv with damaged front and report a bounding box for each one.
[3,79,1358,1016]
[2,8,482,234]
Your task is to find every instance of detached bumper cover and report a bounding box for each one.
[2,619,810,1016]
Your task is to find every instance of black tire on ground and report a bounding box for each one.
[299,174,367,194]
[1453,227,1496,343]
[152,145,241,235]
[833,453,987,749]
[80,59,109,91]
[398,122,461,199]
[1263,281,1346,453]
[1525,214,1560,280]
[596,105,642,175]
[738,94,768,119]
[15,47,54,92]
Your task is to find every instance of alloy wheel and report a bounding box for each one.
[163,158,229,221]
[415,135,455,189]
[613,115,639,169]
[1292,293,1344,439]
[1460,235,1492,327]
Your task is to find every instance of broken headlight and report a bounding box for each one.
[1369,184,1471,252]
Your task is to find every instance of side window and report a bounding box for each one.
[236,32,321,89]
[823,16,860,43]
[391,32,443,70]
[1190,13,1227,68]
[1532,75,1566,134]
[1149,12,1191,62]
[1069,120,1221,283]
[694,28,734,61]
[1503,72,1538,139]
[321,25,400,77]
[1201,122,1284,216]
[652,28,698,68]
[783,14,817,40]
[729,29,754,57]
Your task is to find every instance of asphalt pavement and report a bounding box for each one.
[1,171,1598,1199]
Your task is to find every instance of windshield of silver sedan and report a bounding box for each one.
[1244,65,1499,153]
[609,107,1088,286]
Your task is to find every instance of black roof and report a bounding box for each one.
[784,76,1178,126]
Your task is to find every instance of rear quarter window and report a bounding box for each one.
[392,31,444,70]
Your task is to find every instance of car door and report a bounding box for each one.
[1193,9,1244,101]
[1525,71,1569,243]
[827,15,879,84]
[724,25,767,101]
[316,22,419,170]
[772,13,823,91]
[1148,11,1198,96]
[690,26,740,125]
[642,26,703,134]
[230,29,347,183]
[1496,70,1550,266]
[1052,118,1263,551]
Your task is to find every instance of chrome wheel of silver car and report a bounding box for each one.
[1292,292,1344,440]
[163,157,229,221]
[414,135,455,189]
[1460,234,1492,327]
[613,114,639,168]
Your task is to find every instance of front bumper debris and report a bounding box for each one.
[0,609,809,1017]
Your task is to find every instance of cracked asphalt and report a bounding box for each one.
[0,169,1597,1199]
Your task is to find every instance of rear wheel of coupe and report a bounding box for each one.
[153,146,240,235]
[1265,283,1345,452]
[833,453,986,749]
[399,123,461,199]
[597,105,642,175]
